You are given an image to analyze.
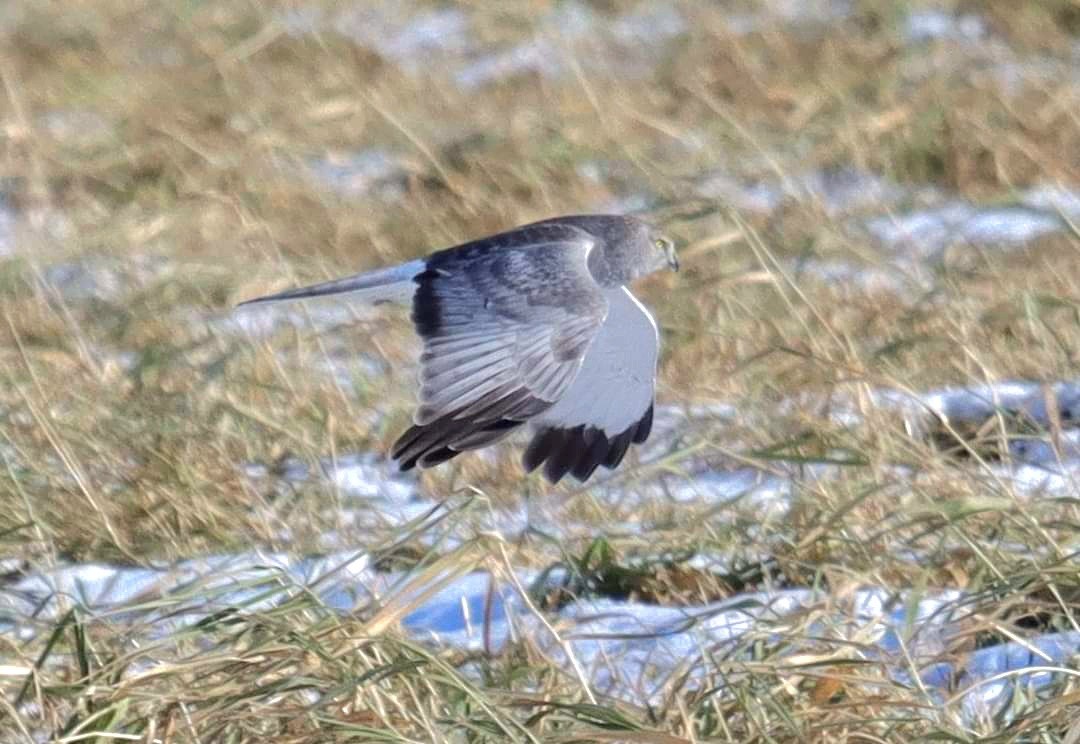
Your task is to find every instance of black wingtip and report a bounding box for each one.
[524,405,656,485]
[411,269,444,338]
[542,431,581,484]
[523,428,560,474]
[602,429,634,470]
[632,403,654,444]
[571,432,609,481]
[391,409,526,473]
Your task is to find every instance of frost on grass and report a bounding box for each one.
[37,110,114,149]
[455,2,685,89]
[453,3,593,90]
[334,7,471,72]
[304,149,412,199]
[865,202,1066,259]
[863,380,1080,434]
[4,355,1080,731]
[281,1,687,91]
[552,587,972,705]
[695,171,786,215]
[244,452,435,548]
[726,0,853,36]
[222,292,380,339]
[279,4,472,73]
[0,192,73,258]
[1022,184,1080,222]
[695,167,1077,273]
[241,379,1080,552]
[0,551,374,641]
[0,192,15,257]
[791,258,915,296]
[916,381,1080,430]
[2,2,1079,737]
[929,632,1080,726]
[829,380,1080,496]
[904,9,988,44]
[4,553,1073,727]
[696,166,904,218]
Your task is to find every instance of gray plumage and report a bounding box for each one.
[238,214,678,484]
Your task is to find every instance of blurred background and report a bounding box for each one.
[2,0,1080,740]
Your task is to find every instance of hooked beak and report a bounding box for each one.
[666,244,679,273]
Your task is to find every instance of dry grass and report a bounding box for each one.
[2,0,1080,740]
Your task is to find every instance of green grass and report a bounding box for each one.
[2,0,1080,740]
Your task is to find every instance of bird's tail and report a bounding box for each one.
[236,259,425,308]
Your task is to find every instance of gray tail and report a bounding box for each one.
[237,259,425,308]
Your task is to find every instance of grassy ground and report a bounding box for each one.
[2,0,1080,740]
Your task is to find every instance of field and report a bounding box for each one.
[2,0,1080,740]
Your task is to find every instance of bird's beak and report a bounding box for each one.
[666,244,679,272]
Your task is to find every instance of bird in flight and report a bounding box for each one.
[239,214,678,484]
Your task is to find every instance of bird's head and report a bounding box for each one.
[564,214,678,287]
[648,230,679,274]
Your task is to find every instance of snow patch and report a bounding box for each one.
[865,202,1064,258]
[905,10,987,44]
[305,149,411,198]
[6,554,1069,725]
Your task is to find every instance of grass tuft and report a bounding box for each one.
[2,0,1080,740]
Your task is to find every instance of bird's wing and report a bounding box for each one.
[523,286,659,483]
[236,260,426,307]
[392,224,608,470]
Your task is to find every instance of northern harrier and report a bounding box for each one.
[239,215,678,483]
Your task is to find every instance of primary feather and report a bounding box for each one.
[237,214,676,484]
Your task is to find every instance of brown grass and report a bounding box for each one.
[2,0,1080,740]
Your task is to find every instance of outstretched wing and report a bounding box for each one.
[392,222,608,470]
[523,286,659,483]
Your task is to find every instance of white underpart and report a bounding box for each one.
[536,286,658,436]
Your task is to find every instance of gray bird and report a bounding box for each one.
[239,214,678,484]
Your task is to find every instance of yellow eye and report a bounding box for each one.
[654,238,667,250]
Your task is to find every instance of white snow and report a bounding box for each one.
[905,10,987,44]
[865,202,1065,258]
[3,553,1070,725]
[4,373,1079,726]
[304,149,410,198]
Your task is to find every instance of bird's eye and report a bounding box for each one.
[654,238,667,250]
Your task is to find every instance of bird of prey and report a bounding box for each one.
[239,214,678,484]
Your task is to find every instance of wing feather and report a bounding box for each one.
[522,286,659,483]
[420,337,514,370]
[423,356,517,398]
[393,224,609,470]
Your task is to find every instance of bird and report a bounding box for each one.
[238,214,678,484]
